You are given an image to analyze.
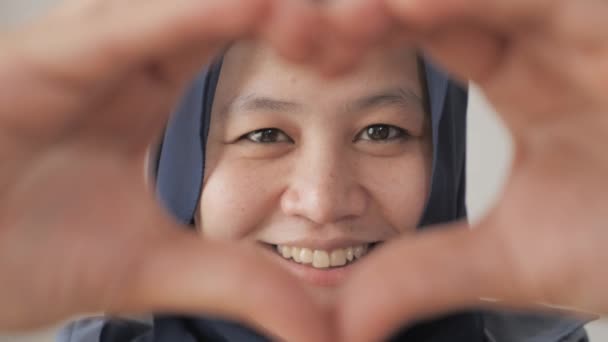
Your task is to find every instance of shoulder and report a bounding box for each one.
[57,316,152,342]
[482,310,588,342]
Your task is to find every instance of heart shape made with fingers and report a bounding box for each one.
[2,0,608,342]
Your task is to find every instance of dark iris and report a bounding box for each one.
[367,125,391,140]
[259,129,279,142]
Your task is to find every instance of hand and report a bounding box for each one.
[0,1,333,341]
[330,0,608,341]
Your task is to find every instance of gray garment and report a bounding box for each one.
[58,317,107,342]
[483,311,588,342]
[58,312,588,342]
[59,316,154,342]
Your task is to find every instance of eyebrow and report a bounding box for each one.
[347,87,424,116]
[225,87,425,117]
[227,94,302,115]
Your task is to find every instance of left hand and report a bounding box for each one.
[0,2,333,341]
[325,0,608,341]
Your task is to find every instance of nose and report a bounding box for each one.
[281,145,368,225]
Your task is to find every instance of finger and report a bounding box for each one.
[11,0,274,84]
[261,0,326,64]
[384,0,553,32]
[419,24,506,84]
[326,0,394,44]
[336,220,538,342]
[315,34,365,77]
[551,0,608,45]
[0,0,275,148]
[105,225,334,342]
[323,0,508,84]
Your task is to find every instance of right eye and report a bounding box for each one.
[241,128,293,144]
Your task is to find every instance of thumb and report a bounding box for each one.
[101,229,334,342]
[336,220,542,342]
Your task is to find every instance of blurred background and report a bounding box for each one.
[1,1,607,341]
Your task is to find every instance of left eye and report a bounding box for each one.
[243,128,293,144]
[357,124,408,142]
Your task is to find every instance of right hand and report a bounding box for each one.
[0,1,332,341]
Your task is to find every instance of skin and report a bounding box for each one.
[0,0,608,341]
[198,42,431,303]
[0,1,334,341]
[326,0,608,341]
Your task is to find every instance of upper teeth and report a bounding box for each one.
[276,244,369,269]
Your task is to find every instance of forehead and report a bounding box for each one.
[213,41,423,112]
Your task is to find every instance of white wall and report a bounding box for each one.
[0,1,606,341]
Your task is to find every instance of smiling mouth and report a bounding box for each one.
[258,242,382,287]
[268,243,380,269]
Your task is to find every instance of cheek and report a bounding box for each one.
[362,152,431,233]
[198,160,284,240]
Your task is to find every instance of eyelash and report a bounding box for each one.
[240,128,293,144]
[355,124,410,142]
[239,124,410,144]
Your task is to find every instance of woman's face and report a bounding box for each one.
[198,42,431,299]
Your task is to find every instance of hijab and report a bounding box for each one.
[152,55,484,342]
